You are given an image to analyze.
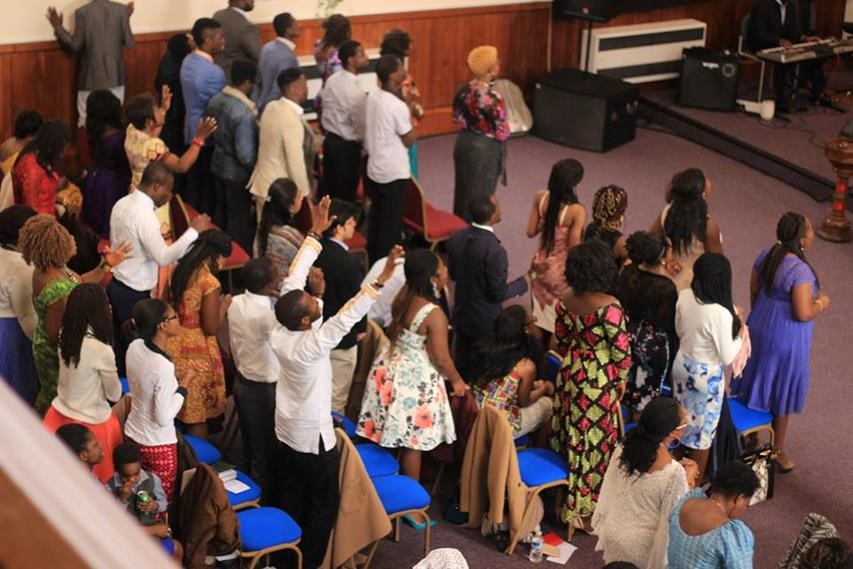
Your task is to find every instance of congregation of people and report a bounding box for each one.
[0,1,849,568]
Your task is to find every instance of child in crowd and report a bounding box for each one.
[105,442,183,561]
[55,423,104,472]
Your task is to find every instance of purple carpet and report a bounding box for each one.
[363,101,853,568]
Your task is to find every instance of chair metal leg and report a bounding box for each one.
[363,541,380,569]
[423,512,432,556]
[394,516,401,542]
[758,61,766,102]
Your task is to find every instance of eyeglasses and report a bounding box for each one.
[161,314,178,323]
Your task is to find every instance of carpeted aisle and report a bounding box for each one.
[364,123,852,568]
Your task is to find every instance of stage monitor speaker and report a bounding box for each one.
[678,48,739,111]
[553,0,619,22]
[533,68,638,153]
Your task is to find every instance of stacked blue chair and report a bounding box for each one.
[238,507,303,569]
[364,475,432,569]
[183,434,261,510]
[728,398,775,447]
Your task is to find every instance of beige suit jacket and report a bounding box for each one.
[249,98,310,200]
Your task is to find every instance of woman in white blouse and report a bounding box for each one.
[593,397,699,569]
[43,284,122,483]
[123,298,192,503]
[0,205,38,403]
[672,253,746,482]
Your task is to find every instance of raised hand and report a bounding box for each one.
[46,6,63,28]
[310,195,336,235]
[308,267,326,298]
[378,245,405,283]
[127,1,135,17]
[160,84,173,113]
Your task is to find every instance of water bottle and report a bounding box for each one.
[529,526,544,563]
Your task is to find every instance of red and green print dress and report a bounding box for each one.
[549,301,631,522]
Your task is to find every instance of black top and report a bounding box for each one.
[748,0,804,52]
[313,238,366,350]
[155,51,188,154]
[616,264,677,336]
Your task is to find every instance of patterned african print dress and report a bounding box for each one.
[549,301,631,522]
[33,276,79,415]
[165,265,226,424]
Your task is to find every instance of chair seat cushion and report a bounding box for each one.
[518,448,569,487]
[424,204,467,240]
[119,376,130,395]
[227,470,262,506]
[238,507,302,552]
[373,475,430,515]
[357,443,399,478]
[331,412,357,438]
[729,399,773,431]
[184,435,222,465]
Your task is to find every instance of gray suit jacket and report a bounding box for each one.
[54,0,134,90]
[213,7,262,80]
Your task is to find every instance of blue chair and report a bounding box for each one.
[542,350,562,382]
[729,398,775,447]
[227,469,262,511]
[620,404,637,435]
[514,434,531,449]
[509,448,569,553]
[357,443,400,478]
[331,411,357,438]
[364,475,431,569]
[119,376,130,395]
[184,434,222,465]
[238,507,302,569]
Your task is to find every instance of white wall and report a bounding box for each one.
[847,0,853,22]
[0,0,543,44]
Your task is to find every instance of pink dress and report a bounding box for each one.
[531,195,573,333]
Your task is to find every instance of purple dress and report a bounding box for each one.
[83,130,131,238]
[731,247,817,416]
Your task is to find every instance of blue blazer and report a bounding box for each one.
[254,39,300,114]
[446,226,528,337]
[180,52,227,145]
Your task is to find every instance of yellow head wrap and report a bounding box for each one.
[467,45,499,78]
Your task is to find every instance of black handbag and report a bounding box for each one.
[740,444,775,505]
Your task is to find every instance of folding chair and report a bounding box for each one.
[332,412,400,478]
[402,178,467,250]
[737,13,769,102]
[729,398,775,448]
[364,475,431,569]
[238,507,303,569]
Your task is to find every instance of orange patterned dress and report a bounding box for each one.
[166,265,226,424]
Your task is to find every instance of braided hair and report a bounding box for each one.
[619,397,682,475]
[591,185,628,232]
[540,159,583,255]
[664,168,708,256]
[758,212,818,293]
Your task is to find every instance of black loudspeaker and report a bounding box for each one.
[678,48,740,111]
[553,0,619,21]
[533,68,639,153]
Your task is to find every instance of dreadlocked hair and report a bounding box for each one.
[758,212,819,293]
[591,185,628,232]
[387,249,440,348]
[19,214,75,271]
[59,284,113,367]
[540,159,583,255]
[692,253,741,338]
[664,168,708,256]
[169,230,232,308]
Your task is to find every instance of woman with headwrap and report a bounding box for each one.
[451,45,510,222]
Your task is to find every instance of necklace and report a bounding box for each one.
[60,267,81,284]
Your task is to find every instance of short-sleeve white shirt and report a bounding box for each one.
[365,88,412,184]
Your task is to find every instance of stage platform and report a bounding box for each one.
[639,69,853,207]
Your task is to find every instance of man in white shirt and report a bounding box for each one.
[364,54,416,262]
[108,162,210,374]
[318,40,369,202]
[250,68,315,224]
[361,255,405,328]
[254,12,300,114]
[269,197,402,569]
[227,257,279,501]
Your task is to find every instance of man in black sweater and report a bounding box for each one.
[446,193,530,380]
[313,199,365,413]
[747,0,827,113]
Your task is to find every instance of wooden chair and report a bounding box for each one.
[403,178,467,250]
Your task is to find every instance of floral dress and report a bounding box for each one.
[549,301,631,522]
[32,276,79,414]
[165,265,226,424]
[357,303,456,451]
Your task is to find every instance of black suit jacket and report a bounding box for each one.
[446,226,528,338]
[748,0,803,52]
[313,238,366,350]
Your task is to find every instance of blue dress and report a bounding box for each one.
[731,248,817,416]
[667,488,755,569]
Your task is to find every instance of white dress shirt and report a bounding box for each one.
[361,256,406,328]
[675,289,743,366]
[365,88,412,184]
[124,339,186,446]
[227,291,279,383]
[109,190,199,292]
[0,247,36,338]
[321,69,367,142]
[271,236,381,454]
[53,334,122,424]
[471,223,495,234]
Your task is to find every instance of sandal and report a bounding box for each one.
[774,448,795,473]
[402,514,437,530]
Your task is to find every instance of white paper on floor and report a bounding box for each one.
[546,542,577,564]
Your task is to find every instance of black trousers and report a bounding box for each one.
[107,278,151,376]
[366,177,407,263]
[233,375,276,504]
[319,133,362,203]
[774,60,827,106]
[453,329,479,381]
[274,437,340,569]
[213,175,255,256]
[184,145,215,216]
